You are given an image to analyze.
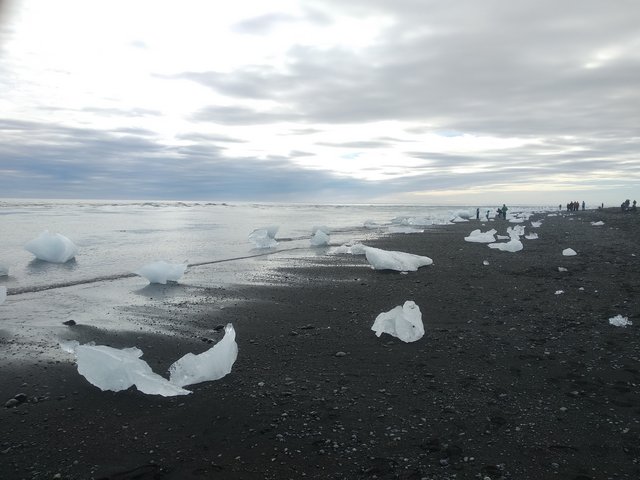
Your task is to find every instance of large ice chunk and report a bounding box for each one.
[61,341,191,396]
[169,323,238,387]
[507,225,526,238]
[249,226,278,248]
[562,248,577,256]
[488,238,523,252]
[371,301,424,343]
[135,261,187,284]
[464,229,496,243]
[310,229,330,246]
[0,286,6,305]
[0,264,8,276]
[608,315,632,327]
[25,230,78,263]
[364,247,433,271]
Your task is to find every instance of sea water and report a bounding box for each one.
[0,200,545,292]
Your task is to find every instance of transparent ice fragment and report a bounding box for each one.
[608,315,632,327]
[562,248,577,256]
[135,261,187,284]
[25,230,78,263]
[169,323,238,387]
[249,227,278,248]
[371,301,424,343]
[364,247,433,271]
[310,229,330,246]
[464,229,496,243]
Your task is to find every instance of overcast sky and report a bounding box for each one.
[1,0,638,205]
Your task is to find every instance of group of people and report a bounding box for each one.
[564,201,585,212]
[621,199,637,212]
[475,205,508,220]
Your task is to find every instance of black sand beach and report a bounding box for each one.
[1,209,639,480]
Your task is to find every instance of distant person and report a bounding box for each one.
[476,208,480,220]
[558,204,562,211]
[582,201,585,211]
[633,200,637,212]
[622,199,630,211]
[486,209,490,220]
[501,204,508,220]
[496,207,502,219]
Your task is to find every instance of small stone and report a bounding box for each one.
[213,324,225,331]
[335,351,347,357]
[439,459,449,466]
[14,393,27,403]
[4,399,19,408]
[63,319,76,326]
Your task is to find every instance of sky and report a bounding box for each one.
[0,0,639,205]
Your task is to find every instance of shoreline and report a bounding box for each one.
[1,208,639,480]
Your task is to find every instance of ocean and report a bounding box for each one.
[0,200,547,292]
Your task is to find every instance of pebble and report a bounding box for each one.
[4,399,19,408]
[62,319,76,326]
[335,351,347,357]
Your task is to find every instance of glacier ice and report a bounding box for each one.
[391,216,433,227]
[0,264,8,276]
[464,229,496,243]
[608,314,632,327]
[312,225,330,235]
[60,341,191,396]
[249,226,278,248]
[507,225,526,238]
[364,247,433,271]
[450,216,469,223]
[330,243,368,255]
[562,248,577,256]
[530,221,542,228]
[591,221,604,226]
[0,286,6,305]
[488,238,523,252]
[371,301,424,343]
[452,210,471,220]
[169,323,238,387]
[388,226,424,234]
[135,261,187,284]
[310,229,330,246]
[524,233,539,240]
[25,230,78,263]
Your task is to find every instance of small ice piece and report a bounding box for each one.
[530,221,542,228]
[524,233,539,240]
[0,286,6,305]
[509,218,525,223]
[61,342,191,396]
[248,226,278,248]
[310,229,330,246]
[558,267,568,272]
[488,239,523,252]
[464,229,496,243]
[608,315,632,327]
[0,264,8,276]
[364,246,433,272]
[24,230,78,263]
[562,248,577,256]
[135,261,187,284]
[555,290,564,295]
[507,225,526,238]
[169,323,238,387]
[496,235,510,240]
[452,210,471,220]
[591,221,605,226]
[483,260,490,266]
[371,301,424,343]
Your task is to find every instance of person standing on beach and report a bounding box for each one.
[501,204,508,220]
[582,201,585,211]
[476,208,480,220]
[486,210,490,220]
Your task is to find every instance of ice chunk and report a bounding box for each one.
[452,210,471,220]
[562,248,577,256]
[0,264,8,276]
[496,235,510,240]
[488,239,523,252]
[509,218,525,223]
[524,233,539,240]
[591,221,604,226]
[483,260,490,266]
[169,323,238,387]
[61,342,191,396]
[24,230,78,263]
[312,225,330,235]
[364,247,433,271]
[450,216,469,223]
[558,267,568,272]
[310,229,330,246]
[135,261,187,284]
[464,229,496,243]
[249,226,278,248]
[608,315,632,327]
[391,216,433,227]
[555,290,564,295]
[371,301,424,343]
[329,243,367,255]
[0,286,6,305]
[507,225,526,238]
[530,221,542,228]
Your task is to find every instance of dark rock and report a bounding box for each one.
[4,399,19,408]
[14,393,27,403]
[63,320,76,326]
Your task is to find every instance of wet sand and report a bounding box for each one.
[1,208,639,480]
